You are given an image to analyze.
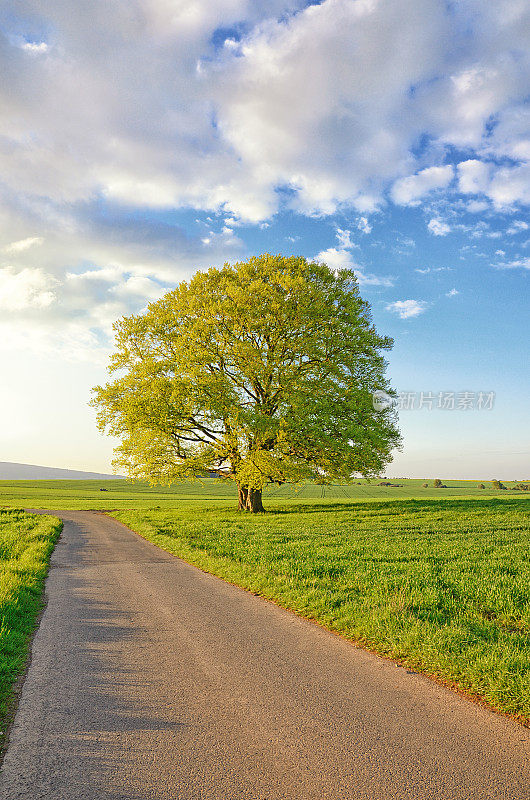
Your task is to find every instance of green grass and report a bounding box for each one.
[113,498,530,722]
[0,478,528,722]
[0,476,529,511]
[0,510,62,742]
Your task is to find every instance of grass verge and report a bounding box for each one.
[0,509,62,747]
[113,498,530,723]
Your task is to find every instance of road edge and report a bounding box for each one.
[0,512,63,765]
[104,511,530,731]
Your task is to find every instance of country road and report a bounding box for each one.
[1,511,529,800]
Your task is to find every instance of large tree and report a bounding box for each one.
[92,254,400,512]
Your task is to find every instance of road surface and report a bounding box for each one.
[1,510,529,799]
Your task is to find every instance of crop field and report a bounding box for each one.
[0,476,529,511]
[114,498,530,722]
[0,510,62,743]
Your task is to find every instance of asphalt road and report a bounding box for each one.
[1,511,529,800]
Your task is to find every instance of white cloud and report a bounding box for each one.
[457,160,491,194]
[0,267,56,311]
[317,247,354,272]
[3,236,44,253]
[494,256,530,270]
[0,203,245,359]
[21,42,49,55]
[446,288,459,297]
[318,226,393,286]
[506,220,529,234]
[0,0,528,225]
[110,276,169,300]
[316,247,393,287]
[335,228,354,249]
[466,199,490,213]
[457,160,530,210]
[427,218,451,236]
[391,166,454,206]
[357,216,372,234]
[386,299,428,319]
[415,266,452,274]
[485,104,530,162]
[0,0,529,359]
[355,271,394,288]
[488,163,530,209]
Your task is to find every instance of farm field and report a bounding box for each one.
[0,476,529,511]
[113,497,530,722]
[0,510,62,744]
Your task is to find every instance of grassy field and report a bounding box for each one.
[0,510,62,743]
[0,478,528,723]
[113,498,530,722]
[0,476,529,511]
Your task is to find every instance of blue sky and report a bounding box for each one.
[0,0,528,478]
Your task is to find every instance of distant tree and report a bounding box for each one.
[92,254,401,512]
[491,479,506,490]
[478,483,485,489]
[422,482,429,488]
[433,478,443,488]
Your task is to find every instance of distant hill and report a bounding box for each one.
[0,462,124,480]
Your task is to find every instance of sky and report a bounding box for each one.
[0,0,529,479]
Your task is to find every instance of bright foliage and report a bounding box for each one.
[92,254,400,509]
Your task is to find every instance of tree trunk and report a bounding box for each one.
[237,484,248,510]
[237,484,265,512]
[246,488,265,513]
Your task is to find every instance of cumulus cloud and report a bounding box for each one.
[386,299,428,319]
[466,199,490,213]
[316,247,393,286]
[488,163,530,209]
[316,227,394,287]
[446,288,459,297]
[0,201,245,359]
[1,0,528,225]
[457,160,530,210]
[21,42,49,55]
[316,247,354,272]
[1,0,530,356]
[0,267,56,311]
[110,275,170,300]
[3,236,44,253]
[214,0,530,214]
[391,166,454,206]
[427,218,451,236]
[457,160,491,194]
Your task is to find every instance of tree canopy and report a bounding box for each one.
[92,254,401,511]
